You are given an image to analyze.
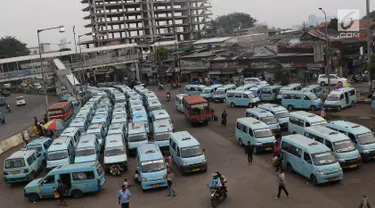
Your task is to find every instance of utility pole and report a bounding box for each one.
[366,0,373,92]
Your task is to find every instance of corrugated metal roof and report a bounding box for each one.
[151,40,178,47]
[193,37,232,45]
[0,43,138,64]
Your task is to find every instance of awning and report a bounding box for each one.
[166,67,181,73]
[181,70,191,74]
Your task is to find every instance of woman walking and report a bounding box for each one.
[275,168,289,199]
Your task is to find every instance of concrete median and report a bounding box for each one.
[0,126,34,155]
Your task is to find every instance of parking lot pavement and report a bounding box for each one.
[1,88,375,208]
[0,93,58,141]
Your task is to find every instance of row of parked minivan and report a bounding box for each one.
[185,83,358,112]
[234,108,375,186]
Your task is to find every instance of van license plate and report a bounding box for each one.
[349,164,356,168]
[329,177,337,181]
[11,171,20,174]
[152,184,160,188]
[192,168,200,172]
[266,147,273,151]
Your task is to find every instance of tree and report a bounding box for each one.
[327,18,338,31]
[211,12,257,34]
[0,36,30,59]
[155,47,169,62]
[267,60,290,85]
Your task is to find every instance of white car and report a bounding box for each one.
[16,96,26,106]
[317,74,347,86]
[243,77,268,85]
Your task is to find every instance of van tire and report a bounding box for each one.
[286,163,293,173]
[287,105,293,111]
[351,101,355,107]
[320,82,326,86]
[230,103,235,108]
[310,175,318,186]
[310,105,316,111]
[337,105,341,111]
[248,103,253,108]
[28,193,39,202]
[71,190,84,198]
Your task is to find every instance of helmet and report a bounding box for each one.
[212,173,218,177]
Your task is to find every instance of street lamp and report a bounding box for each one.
[319,8,331,93]
[37,25,65,120]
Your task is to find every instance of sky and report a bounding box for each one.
[0,0,373,48]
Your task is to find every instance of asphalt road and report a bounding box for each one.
[0,87,375,208]
[0,93,58,141]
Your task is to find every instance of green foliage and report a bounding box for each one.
[0,36,30,59]
[267,60,290,85]
[208,12,257,35]
[155,47,169,61]
[327,18,338,31]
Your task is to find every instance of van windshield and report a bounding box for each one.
[105,147,125,156]
[326,95,339,101]
[312,151,337,166]
[141,159,165,173]
[275,111,289,119]
[154,132,170,141]
[5,159,25,169]
[356,132,375,145]
[27,145,43,152]
[202,89,211,94]
[254,129,273,138]
[76,148,96,156]
[149,106,162,111]
[128,133,147,142]
[181,145,203,158]
[333,140,356,153]
[260,117,278,125]
[47,151,68,161]
[215,89,225,94]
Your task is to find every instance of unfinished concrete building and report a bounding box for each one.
[81,0,212,46]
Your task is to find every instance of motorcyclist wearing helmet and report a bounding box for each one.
[166,91,171,100]
[215,171,227,193]
[209,173,222,188]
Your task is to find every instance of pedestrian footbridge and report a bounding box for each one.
[0,44,139,96]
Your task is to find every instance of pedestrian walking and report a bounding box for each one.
[275,168,289,199]
[118,184,131,208]
[245,141,254,164]
[56,180,68,206]
[221,110,227,126]
[43,114,48,124]
[359,195,372,208]
[123,178,129,188]
[165,169,176,197]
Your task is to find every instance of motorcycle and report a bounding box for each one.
[109,164,123,176]
[158,84,164,90]
[0,113,5,124]
[210,187,227,208]
[166,93,171,102]
[350,74,363,84]
[6,104,11,113]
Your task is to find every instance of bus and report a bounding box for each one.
[183,96,212,125]
[48,101,78,124]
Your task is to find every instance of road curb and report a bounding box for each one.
[0,126,34,155]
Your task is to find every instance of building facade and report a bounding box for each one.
[81,0,212,46]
